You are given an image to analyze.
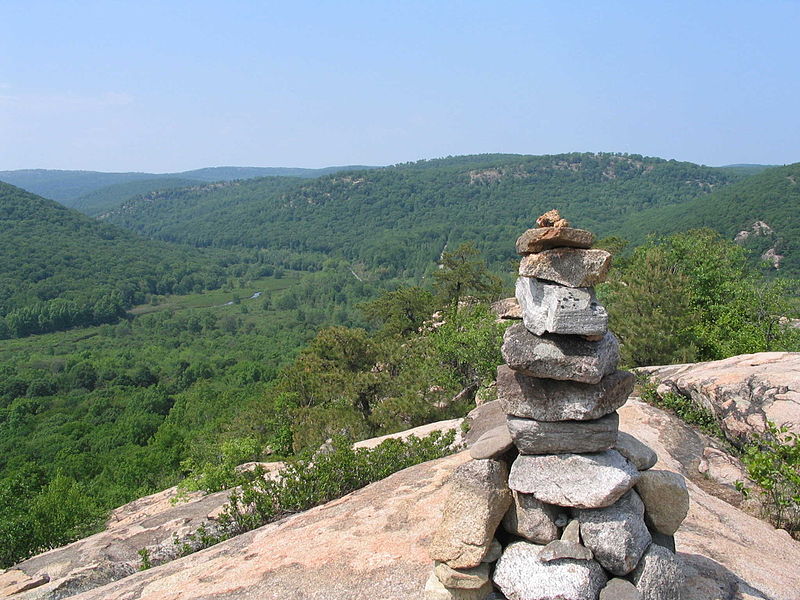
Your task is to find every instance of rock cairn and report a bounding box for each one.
[426,210,690,600]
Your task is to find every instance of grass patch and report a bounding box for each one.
[637,375,726,441]
[130,272,304,315]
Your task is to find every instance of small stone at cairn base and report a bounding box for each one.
[424,571,493,600]
[634,470,690,535]
[434,561,491,590]
[600,578,642,600]
[577,489,651,576]
[502,490,562,544]
[493,540,607,600]
[630,544,685,600]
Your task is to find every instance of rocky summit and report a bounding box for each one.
[3,399,800,599]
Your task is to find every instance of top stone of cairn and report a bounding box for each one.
[516,209,595,255]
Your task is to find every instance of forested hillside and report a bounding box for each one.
[0,182,244,337]
[101,153,739,278]
[70,178,201,216]
[616,163,800,275]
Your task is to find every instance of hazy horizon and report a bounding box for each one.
[3,1,799,171]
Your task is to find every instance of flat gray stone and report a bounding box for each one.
[516,277,608,336]
[509,450,640,509]
[507,412,619,455]
[538,540,593,562]
[429,459,512,568]
[464,400,506,446]
[501,324,620,384]
[635,470,690,535]
[497,365,633,421]
[630,544,685,600]
[516,227,595,254]
[577,490,652,576]
[434,561,491,590]
[615,431,658,471]
[518,248,612,287]
[502,491,563,544]
[469,425,514,460]
[494,540,607,600]
[600,578,642,600]
[424,570,494,600]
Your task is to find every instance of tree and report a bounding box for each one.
[602,245,699,366]
[432,243,502,313]
[601,229,800,366]
[359,287,435,336]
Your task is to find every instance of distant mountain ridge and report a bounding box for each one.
[99,152,744,278]
[0,165,378,204]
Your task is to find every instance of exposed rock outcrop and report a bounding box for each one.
[638,352,800,444]
[4,402,799,599]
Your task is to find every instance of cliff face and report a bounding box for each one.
[4,397,797,600]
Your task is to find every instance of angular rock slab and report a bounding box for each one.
[519,248,612,287]
[501,324,620,384]
[497,365,633,421]
[515,226,595,254]
[507,412,619,455]
[469,424,514,460]
[577,489,651,576]
[434,561,491,590]
[509,450,640,509]
[429,459,512,568]
[424,571,493,600]
[494,540,607,600]
[615,431,658,471]
[538,540,593,562]
[516,277,608,336]
[502,491,563,544]
[630,544,685,600]
[600,578,642,600]
[635,470,690,535]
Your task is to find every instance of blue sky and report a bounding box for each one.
[1,1,798,171]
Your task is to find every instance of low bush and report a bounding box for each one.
[737,423,800,535]
[174,429,457,557]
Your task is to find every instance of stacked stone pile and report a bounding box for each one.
[426,211,690,600]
